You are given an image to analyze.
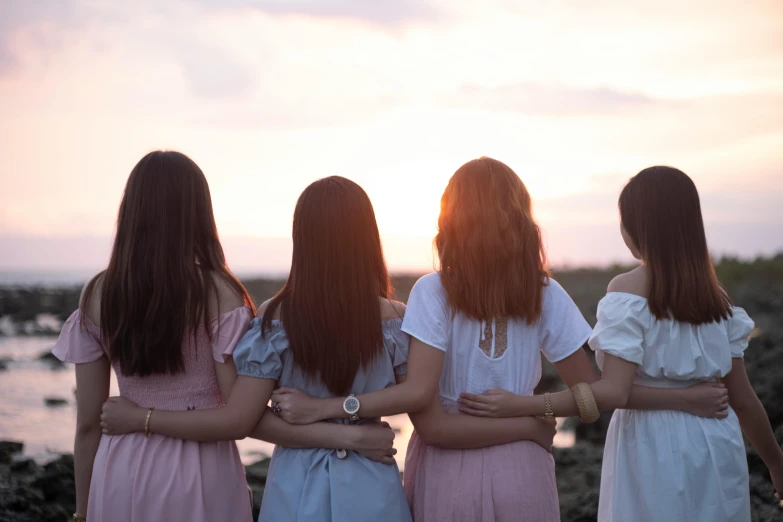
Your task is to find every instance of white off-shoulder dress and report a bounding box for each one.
[589,292,755,522]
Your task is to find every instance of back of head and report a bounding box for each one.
[619,166,732,324]
[263,176,392,395]
[83,150,253,377]
[436,157,549,322]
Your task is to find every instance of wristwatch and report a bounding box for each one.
[343,393,360,422]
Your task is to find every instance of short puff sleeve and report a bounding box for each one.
[383,318,410,375]
[538,279,593,362]
[727,307,754,358]
[588,294,649,366]
[52,310,105,363]
[232,319,286,380]
[401,273,450,352]
[210,307,254,362]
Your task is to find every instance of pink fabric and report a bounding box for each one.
[404,400,560,522]
[52,307,255,522]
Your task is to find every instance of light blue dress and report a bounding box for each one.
[233,317,413,522]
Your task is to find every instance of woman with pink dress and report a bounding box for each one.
[55,151,396,522]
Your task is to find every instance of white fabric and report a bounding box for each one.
[589,292,755,522]
[401,273,592,401]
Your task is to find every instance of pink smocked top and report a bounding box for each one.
[52,307,253,411]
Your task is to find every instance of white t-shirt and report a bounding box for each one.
[401,272,592,401]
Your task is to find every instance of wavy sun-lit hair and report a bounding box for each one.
[436,157,549,322]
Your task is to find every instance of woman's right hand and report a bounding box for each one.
[680,382,730,418]
[100,396,147,435]
[350,421,397,465]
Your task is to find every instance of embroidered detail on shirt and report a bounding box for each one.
[478,318,509,358]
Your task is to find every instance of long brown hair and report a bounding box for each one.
[262,176,392,396]
[436,157,549,322]
[82,151,254,377]
[619,166,732,324]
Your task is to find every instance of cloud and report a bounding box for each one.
[175,41,259,99]
[447,83,656,116]
[189,0,443,27]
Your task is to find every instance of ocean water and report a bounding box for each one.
[0,336,574,468]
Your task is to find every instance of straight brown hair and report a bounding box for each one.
[619,166,732,324]
[436,157,549,322]
[262,176,392,396]
[82,151,254,377]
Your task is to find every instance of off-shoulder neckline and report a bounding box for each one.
[603,291,648,301]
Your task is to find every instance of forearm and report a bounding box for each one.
[736,397,783,472]
[512,378,628,417]
[413,409,542,449]
[73,427,102,516]
[149,408,259,441]
[317,381,431,421]
[251,409,357,449]
[626,385,686,411]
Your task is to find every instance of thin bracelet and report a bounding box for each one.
[144,407,155,438]
[543,393,555,424]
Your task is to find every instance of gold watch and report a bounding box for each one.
[73,514,86,522]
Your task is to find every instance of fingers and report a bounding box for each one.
[459,393,491,404]
[458,398,491,410]
[378,421,392,429]
[458,406,491,417]
[714,411,729,419]
[483,389,505,396]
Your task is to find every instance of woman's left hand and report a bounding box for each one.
[270,388,324,424]
[100,396,147,435]
[458,389,522,418]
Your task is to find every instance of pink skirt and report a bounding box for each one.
[404,401,560,522]
[87,432,252,522]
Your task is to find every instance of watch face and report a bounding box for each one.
[336,449,347,459]
[344,396,360,414]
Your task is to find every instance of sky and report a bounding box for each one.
[1,0,782,275]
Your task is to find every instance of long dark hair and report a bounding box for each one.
[619,166,732,324]
[82,151,254,377]
[262,176,392,396]
[436,157,549,322]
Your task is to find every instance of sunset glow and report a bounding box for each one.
[1,0,781,273]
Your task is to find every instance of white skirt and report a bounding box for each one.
[599,407,750,522]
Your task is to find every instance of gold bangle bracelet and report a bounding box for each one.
[144,407,155,438]
[571,383,600,423]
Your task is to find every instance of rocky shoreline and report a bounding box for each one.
[2,435,780,522]
[2,258,782,520]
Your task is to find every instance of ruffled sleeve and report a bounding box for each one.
[52,310,105,363]
[210,307,254,362]
[401,273,450,352]
[232,319,286,380]
[727,307,754,358]
[538,279,593,362]
[588,293,649,366]
[383,318,410,375]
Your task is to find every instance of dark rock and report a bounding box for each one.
[9,459,39,475]
[0,441,23,464]
[44,397,68,407]
[0,357,10,371]
[244,459,270,522]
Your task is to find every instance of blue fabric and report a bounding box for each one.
[233,317,412,522]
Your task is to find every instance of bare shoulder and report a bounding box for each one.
[80,272,104,325]
[255,298,279,319]
[379,298,406,320]
[607,265,648,297]
[208,271,247,315]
